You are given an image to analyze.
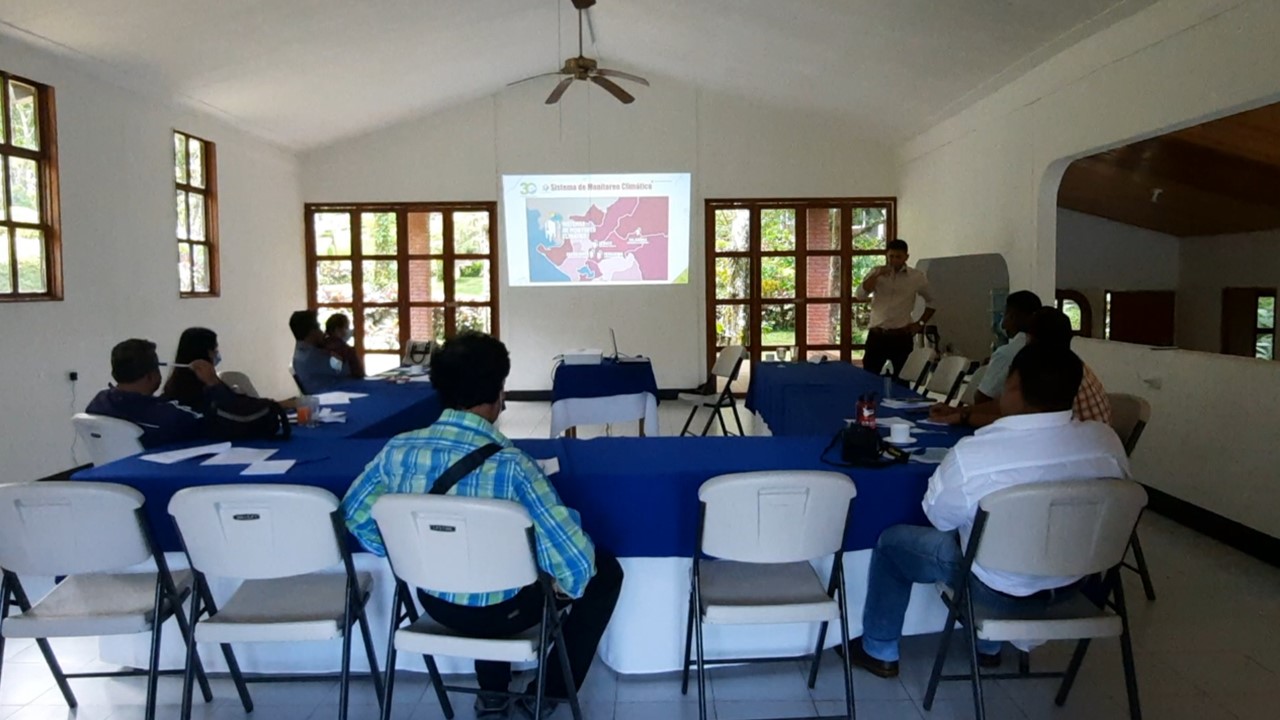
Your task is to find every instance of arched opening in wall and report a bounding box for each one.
[1054,101,1280,354]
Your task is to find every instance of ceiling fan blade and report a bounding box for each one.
[595,68,650,87]
[508,71,565,87]
[590,75,635,104]
[546,77,575,105]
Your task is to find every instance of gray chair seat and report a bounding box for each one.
[395,615,542,663]
[196,572,373,644]
[699,560,839,625]
[938,584,1122,643]
[3,570,193,639]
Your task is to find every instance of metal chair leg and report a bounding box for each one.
[835,563,857,720]
[962,589,987,720]
[355,596,385,706]
[1055,639,1091,706]
[144,578,166,720]
[380,607,399,720]
[680,588,695,695]
[699,404,718,436]
[7,575,77,708]
[730,400,745,436]
[198,582,253,713]
[400,585,452,719]
[1114,574,1143,719]
[715,406,731,436]
[1128,531,1157,601]
[337,585,355,720]
[179,578,202,720]
[693,578,709,720]
[534,599,552,720]
[551,612,584,720]
[680,405,699,436]
[807,567,839,689]
[922,599,960,710]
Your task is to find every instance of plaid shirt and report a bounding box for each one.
[341,409,596,606]
[1074,364,1112,425]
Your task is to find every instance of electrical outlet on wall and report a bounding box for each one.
[68,371,78,382]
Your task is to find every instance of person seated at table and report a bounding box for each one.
[931,306,1111,426]
[289,309,346,393]
[86,338,233,448]
[844,343,1130,678]
[341,331,623,718]
[163,326,297,411]
[323,312,365,379]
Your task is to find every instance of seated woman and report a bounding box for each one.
[163,327,294,410]
[323,313,365,378]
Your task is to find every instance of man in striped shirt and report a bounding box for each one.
[342,332,623,718]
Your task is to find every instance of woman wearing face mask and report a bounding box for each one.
[161,326,234,413]
[324,313,366,378]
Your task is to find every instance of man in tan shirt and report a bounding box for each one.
[855,239,937,377]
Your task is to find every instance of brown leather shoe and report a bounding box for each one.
[836,638,900,679]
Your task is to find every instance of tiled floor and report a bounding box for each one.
[3,402,1277,719]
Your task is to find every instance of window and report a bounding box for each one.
[1,70,60,301]
[1055,290,1093,338]
[305,203,499,374]
[174,131,218,296]
[1256,292,1274,360]
[706,198,895,381]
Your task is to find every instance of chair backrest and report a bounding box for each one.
[1107,393,1151,456]
[371,495,538,594]
[218,370,260,398]
[974,479,1147,578]
[897,346,933,388]
[960,364,988,406]
[168,484,343,579]
[0,481,152,576]
[925,355,972,401]
[711,345,746,381]
[72,413,145,466]
[698,471,856,564]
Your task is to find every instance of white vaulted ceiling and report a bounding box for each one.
[0,0,1157,150]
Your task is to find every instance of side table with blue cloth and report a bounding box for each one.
[550,358,660,437]
[747,361,909,436]
[72,425,967,675]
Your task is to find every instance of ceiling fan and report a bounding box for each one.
[509,0,650,105]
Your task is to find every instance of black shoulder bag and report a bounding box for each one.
[429,443,503,495]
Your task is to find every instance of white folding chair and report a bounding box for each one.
[218,371,260,398]
[924,355,972,404]
[679,345,747,437]
[898,346,933,391]
[959,364,988,406]
[0,482,217,720]
[71,413,144,465]
[922,479,1148,720]
[1108,393,1157,601]
[371,494,583,720]
[681,471,859,720]
[168,485,383,720]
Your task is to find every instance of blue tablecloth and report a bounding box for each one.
[552,358,659,402]
[302,380,442,439]
[746,362,918,436]
[74,430,968,557]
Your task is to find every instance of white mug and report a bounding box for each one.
[889,423,912,444]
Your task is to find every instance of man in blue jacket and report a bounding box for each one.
[86,338,233,448]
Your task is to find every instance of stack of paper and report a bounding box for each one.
[315,391,369,406]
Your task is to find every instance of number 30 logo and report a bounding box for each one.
[519,182,537,196]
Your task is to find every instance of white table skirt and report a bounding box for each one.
[97,552,949,675]
[550,393,659,438]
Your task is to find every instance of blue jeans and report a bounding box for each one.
[861,524,1005,662]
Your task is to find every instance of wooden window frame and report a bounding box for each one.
[704,198,897,373]
[175,131,219,297]
[1055,289,1094,338]
[1,70,62,302]
[304,202,500,367]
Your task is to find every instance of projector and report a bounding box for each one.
[561,349,604,365]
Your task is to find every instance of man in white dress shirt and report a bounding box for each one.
[845,343,1131,678]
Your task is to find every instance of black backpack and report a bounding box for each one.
[207,394,292,441]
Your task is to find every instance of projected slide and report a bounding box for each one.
[503,173,691,286]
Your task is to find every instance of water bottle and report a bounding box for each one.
[882,361,894,400]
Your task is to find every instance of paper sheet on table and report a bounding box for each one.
[316,408,347,424]
[240,459,296,476]
[408,374,433,383]
[881,399,935,410]
[315,391,368,405]
[537,457,561,476]
[918,419,950,427]
[910,447,950,465]
[875,417,915,428]
[201,447,278,466]
[140,442,232,464]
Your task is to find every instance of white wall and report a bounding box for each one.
[1056,209,1181,335]
[301,76,897,391]
[0,39,303,482]
[1076,338,1280,537]
[1178,230,1280,352]
[896,0,1280,534]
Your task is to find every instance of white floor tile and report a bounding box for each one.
[816,699,922,719]
[714,699,817,720]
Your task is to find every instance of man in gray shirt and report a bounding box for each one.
[290,310,346,393]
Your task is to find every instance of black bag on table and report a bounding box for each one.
[207,394,292,441]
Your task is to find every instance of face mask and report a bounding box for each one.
[213,351,222,367]
[343,329,354,343]
[330,355,344,373]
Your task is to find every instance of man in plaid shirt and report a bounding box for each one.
[342,332,623,718]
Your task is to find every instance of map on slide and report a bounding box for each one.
[526,197,670,283]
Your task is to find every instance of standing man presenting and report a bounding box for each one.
[855,239,938,376]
